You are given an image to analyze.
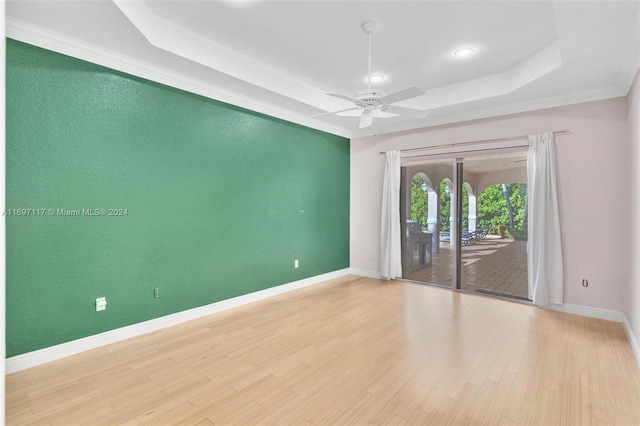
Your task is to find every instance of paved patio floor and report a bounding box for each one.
[405,236,529,300]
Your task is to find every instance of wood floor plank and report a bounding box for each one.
[481,371,516,424]
[464,378,498,424]
[6,275,640,425]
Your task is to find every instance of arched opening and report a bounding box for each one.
[405,173,436,275]
[410,173,438,233]
[410,173,430,231]
[410,172,439,253]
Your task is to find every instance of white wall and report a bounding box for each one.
[625,71,640,347]
[351,97,631,312]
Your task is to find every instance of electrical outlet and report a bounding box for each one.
[96,297,107,311]
[582,279,589,287]
[154,287,160,299]
[294,259,299,268]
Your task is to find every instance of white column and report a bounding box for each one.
[427,190,438,253]
[468,195,477,232]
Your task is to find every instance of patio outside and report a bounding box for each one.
[406,166,529,302]
[404,235,529,300]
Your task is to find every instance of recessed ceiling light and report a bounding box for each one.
[223,0,257,7]
[454,47,474,58]
[363,74,386,84]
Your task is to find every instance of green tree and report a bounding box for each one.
[440,180,451,231]
[462,185,469,230]
[410,175,428,229]
[501,183,514,227]
[477,183,527,232]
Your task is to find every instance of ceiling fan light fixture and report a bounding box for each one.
[454,47,474,58]
[453,47,473,58]
[223,0,257,7]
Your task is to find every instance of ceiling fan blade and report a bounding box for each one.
[341,110,396,118]
[311,107,361,118]
[386,105,431,119]
[327,93,358,103]
[359,110,374,129]
[380,86,425,105]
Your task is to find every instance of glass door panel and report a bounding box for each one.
[401,162,455,288]
[458,156,530,301]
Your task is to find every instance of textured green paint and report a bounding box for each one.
[6,39,350,357]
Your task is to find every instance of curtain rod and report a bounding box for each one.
[378,130,571,155]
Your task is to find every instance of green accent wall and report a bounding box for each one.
[6,39,350,357]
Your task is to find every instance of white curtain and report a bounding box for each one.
[380,150,402,280]
[527,133,564,305]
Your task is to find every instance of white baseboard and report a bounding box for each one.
[349,270,630,325]
[622,314,640,368]
[349,268,382,279]
[546,304,640,369]
[9,269,639,373]
[543,303,625,322]
[5,268,350,374]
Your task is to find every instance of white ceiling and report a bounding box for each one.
[6,1,640,139]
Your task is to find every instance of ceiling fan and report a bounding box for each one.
[314,21,429,129]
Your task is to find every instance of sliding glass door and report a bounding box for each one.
[400,162,455,288]
[401,154,529,302]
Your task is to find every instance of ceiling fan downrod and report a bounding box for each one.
[362,22,377,90]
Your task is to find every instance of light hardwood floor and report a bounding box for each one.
[6,275,640,425]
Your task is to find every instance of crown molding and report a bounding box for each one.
[6,16,637,142]
[5,17,352,139]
